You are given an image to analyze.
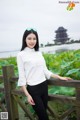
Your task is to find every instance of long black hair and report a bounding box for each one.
[21,29,39,51]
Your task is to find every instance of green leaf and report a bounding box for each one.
[66,68,80,75]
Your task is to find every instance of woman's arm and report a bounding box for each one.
[21,85,35,105]
[17,54,35,105]
[51,74,72,80]
[17,54,27,86]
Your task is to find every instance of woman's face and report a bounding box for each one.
[26,33,37,49]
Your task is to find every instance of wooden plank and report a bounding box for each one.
[48,94,75,104]
[0,87,4,92]
[0,75,3,83]
[10,77,80,88]
[0,101,7,112]
[12,89,25,96]
[2,65,19,120]
[75,88,80,120]
[13,95,34,120]
[11,76,18,82]
[47,78,80,87]
[0,96,5,104]
[12,90,76,105]
[47,104,59,119]
[60,106,74,119]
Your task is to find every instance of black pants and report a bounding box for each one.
[27,80,49,120]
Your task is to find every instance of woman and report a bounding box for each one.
[17,28,70,120]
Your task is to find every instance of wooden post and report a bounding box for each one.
[76,87,80,120]
[2,65,19,120]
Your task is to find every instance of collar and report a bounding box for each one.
[24,47,35,52]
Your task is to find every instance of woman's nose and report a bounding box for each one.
[31,39,35,43]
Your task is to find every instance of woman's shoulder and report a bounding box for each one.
[37,50,42,53]
[38,51,43,55]
[17,50,24,57]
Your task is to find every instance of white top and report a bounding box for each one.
[17,47,53,86]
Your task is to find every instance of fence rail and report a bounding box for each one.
[0,65,80,120]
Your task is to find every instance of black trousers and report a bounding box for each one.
[27,80,49,120]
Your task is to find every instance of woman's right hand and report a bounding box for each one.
[20,85,35,105]
[27,94,35,105]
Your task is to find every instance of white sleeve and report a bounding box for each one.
[17,54,27,86]
[44,61,53,79]
[41,54,53,79]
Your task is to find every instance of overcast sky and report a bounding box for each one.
[0,0,80,51]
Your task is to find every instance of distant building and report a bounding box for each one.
[54,26,70,44]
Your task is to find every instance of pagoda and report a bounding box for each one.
[54,27,69,44]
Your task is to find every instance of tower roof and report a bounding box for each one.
[55,27,67,33]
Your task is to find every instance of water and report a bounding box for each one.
[0,50,19,58]
[0,43,80,58]
[40,43,80,53]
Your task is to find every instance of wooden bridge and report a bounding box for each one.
[0,65,80,120]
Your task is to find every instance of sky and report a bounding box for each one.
[0,0,80,51]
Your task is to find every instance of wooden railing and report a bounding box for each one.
[0,65,80,120]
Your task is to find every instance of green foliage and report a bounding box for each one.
[48,86,75,96]
[43,49,80,80]
[0,57,18,75]
[44,49,80,97]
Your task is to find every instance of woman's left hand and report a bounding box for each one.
[59,76,72,81]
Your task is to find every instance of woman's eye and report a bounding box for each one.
[28,37,36,40]
[28,37,31,40]
[33,38,36,40]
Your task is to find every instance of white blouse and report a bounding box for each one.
[17,47,53,86]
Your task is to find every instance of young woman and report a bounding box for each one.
[17,28,71,120]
